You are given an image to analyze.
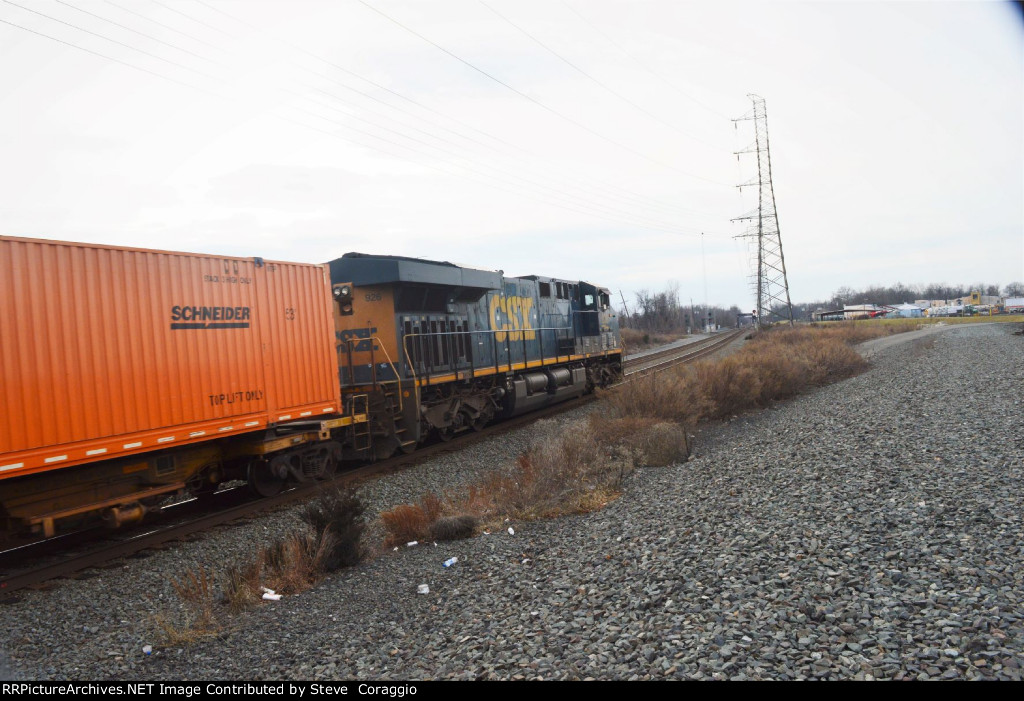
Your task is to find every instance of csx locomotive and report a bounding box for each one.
[0,238,621,541]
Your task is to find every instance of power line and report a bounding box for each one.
[478,0,724,152]
[0,15,200,92]
[0,13,706,237]
[192,0,511,153]
[101,0,222,51]
[148,0,238,39]
[357,0,731,187]
[2,0,213,78]
[54,0,214,63]
[1,3,729,236]
[560,0,732,121]
[188,0,727,218]
[292,96,713,236]
[299,74,721,221]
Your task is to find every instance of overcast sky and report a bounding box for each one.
[1,0,1021,309]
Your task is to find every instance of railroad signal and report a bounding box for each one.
[334,283,354,315]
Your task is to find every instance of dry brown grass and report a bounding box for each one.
[379,419,636,543]
[155,566,222,645]
[162,489,366,642]
[589,415,690,467]
[602,370,704,426]
[609,321,902,429]
[222,560,262,614]
[152,613,221,647]
[620,327,645,353]
[380,504,433,547]
[803,319,920,343]
[619,327,688,353]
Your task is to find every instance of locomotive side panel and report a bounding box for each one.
[331,283,400,386]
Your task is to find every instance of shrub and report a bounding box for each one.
[603,370,704,426]
[631,422,691,466]
[589,415,690,466]
[430,515,479,541]
[747,345,807,403]
[300,487,366,570]
[693,356,762,420]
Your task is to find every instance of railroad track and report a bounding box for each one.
[622,329,746,377]
[0,330,747,597]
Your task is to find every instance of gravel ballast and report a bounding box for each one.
[3,322,1022,680]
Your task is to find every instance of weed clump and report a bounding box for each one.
[300,487,366,571]
[161,488,367,644]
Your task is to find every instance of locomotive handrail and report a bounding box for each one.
[341,336,403,414]
[370,336,403,414]
[402,324,584,386]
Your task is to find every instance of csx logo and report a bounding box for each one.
[336,328,378,352]
[489,294,536,342]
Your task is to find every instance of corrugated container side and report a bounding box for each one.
[0,237,341,478]
[257,260,340,421]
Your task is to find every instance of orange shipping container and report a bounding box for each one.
[0,236,341,480]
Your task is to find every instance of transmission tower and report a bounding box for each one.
[732,94,794,327]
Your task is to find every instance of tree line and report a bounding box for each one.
[620,281,1024,331]
[825,281,1024,308]
[621,284,744,331]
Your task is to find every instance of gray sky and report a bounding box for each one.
[1,0,1021,309]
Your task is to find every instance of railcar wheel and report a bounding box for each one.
[249,458,286,497]
[316,447,338,481]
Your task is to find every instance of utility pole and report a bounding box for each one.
[701,232,709,332]
[732,94,795,327]
[618,290,632,327]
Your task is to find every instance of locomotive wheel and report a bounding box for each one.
[249,458,286,497]
[438,427,455,442]
[470,407,492,432]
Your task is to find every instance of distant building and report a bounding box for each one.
[843,304,887,320]
[952,291,981,306]
[891,303,923,318]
